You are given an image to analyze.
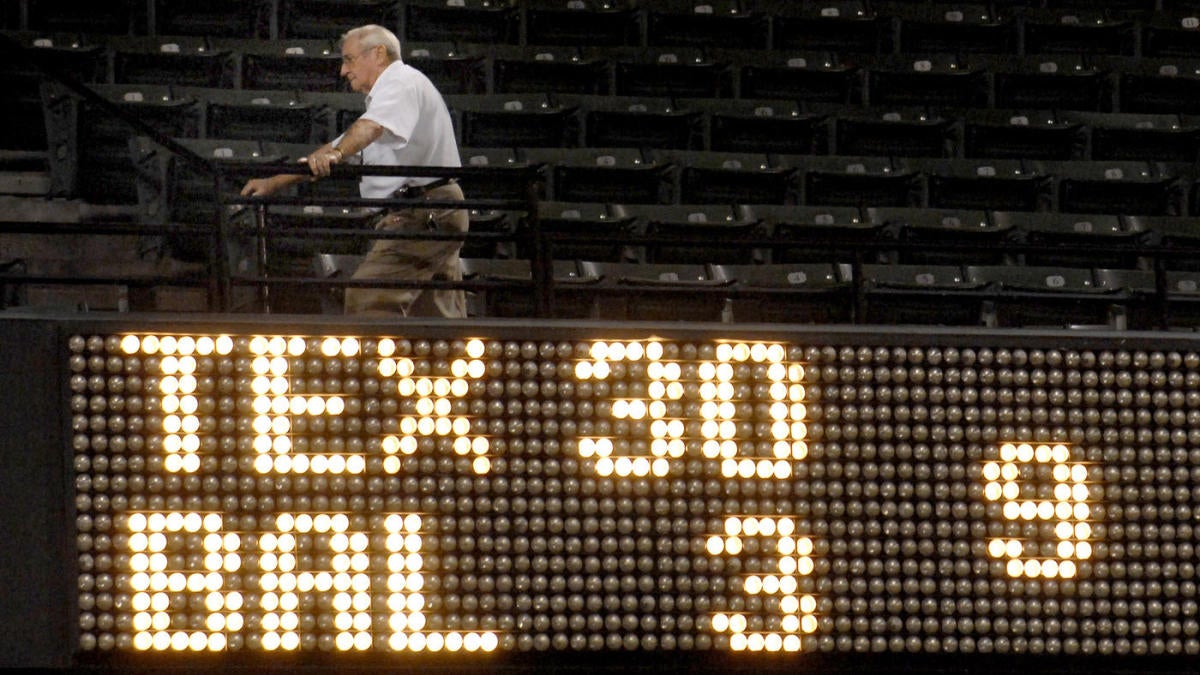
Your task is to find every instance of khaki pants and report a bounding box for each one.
[344,182,468,317]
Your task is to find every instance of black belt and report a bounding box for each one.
[393,178,456,198]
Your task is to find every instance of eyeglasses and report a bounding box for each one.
[340,46,377,65]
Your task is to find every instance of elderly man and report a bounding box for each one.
[241,24,467,317]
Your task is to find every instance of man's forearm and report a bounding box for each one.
[330,118,385,157]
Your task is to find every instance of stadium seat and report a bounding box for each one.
[402,0,520,44]
[296,91,363,145]
[1058,110,1200,162]
[651,149,793,205]
[766,1,893,53]
[1114,57,1200,115]
[461,257,599,318]
[996,210,1135,269]
[868,207,1011,266]
[29,0,142,34]
[213,37,343,92]
[524,0,642,47]
[890,2,1018,54]
[447,93,581,149]
[1021,8,1137,56]
[42,82,203,204]
[402,42,488,96]
[490,45,610,95]
[182,87,324,144]
[715,262,854,324]
[861,263,986,326]
[683,97,829,155]
[561,95,704,150]
[1127,215,1200,271]
[780,154,922,208]
[110,36,237,88]
[601,46,735,98]
[973,54,1113,113]
[966,264,1117,328]
[1091,267,1158,330]
[909,157,1052,212]
[732,50,862,104]
[752,204,885,264]
[457,209,519,260]
[517,201,639,263]
[279,0,399,39]
[457,146,539,202]
[961,108,1086,160]
[523,147,674,204]
[861,53,990,109]
[577,260,730,321]
[831,106,958,158]
[617,203,765,264]
[3,32,108,152]
[1044,160,1185,216]
[153,0,268,38]
[1141,10,1200,58]
[645,0,770,50]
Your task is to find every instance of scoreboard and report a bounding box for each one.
[2,316,1198,670]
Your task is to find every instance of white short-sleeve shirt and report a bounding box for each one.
[350,60,460,199]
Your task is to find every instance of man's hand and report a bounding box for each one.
[240,177,280,197]
[303,147,342,178]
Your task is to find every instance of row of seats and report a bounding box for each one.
[13,0,1200,56]
[447,257,1199,329]
[16,30,1200,112]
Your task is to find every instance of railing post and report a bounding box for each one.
[527,171,552,318]
[211,172,232,312]
[255,203,270,313]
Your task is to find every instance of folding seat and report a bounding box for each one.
[279,0,399,40]
[1057,110,1200,162]
[652,149,793,205]
[461,257,599,318]
[889,3,1018,54]
[966,264,1117,328]
[861,53,989,109]
[524,0,642,47]
[213,37,342,92]
[732,50,862,104]
[617,203,765,265]
[577,260,730,321]
[490,45,610,96]
[961,108,1086,160]
[645,0,770,50]
[1091,267,1159,330]
[831,107,959,158]
[131,136,285,263]
[403,42,488,95]
[599,46,736,99]
[446,93,581,149]
[752,204,886,264]
[1127,214,1200,271]
[183,87,324,144]
[110,36,237,88]
[1114,57,1200,115]
[780,154,923,208]
[715,262,854,323]
[1043,160,1186,216]
[861,263,986,326]
[1141,11,1200,58]
[971,54,1113,113]
[764,1,893,54]
[995,210,1140,270]
[455,209,519,260]
[2,32,108,152]
[29,0,142,34]
[42,82,203,203]
[297,91,364,145]
[909,157,1052,212]
[517,201,639,263]
[1020,8,1137,56]
[522,147,674,204]
[153,0,269,38]
[402,0,520,44]
[457,146,540,202]
[561,95,704,150]
[683,97,829,155]
[869,206,1012,266]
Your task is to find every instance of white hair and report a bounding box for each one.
[341,24,401,62]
